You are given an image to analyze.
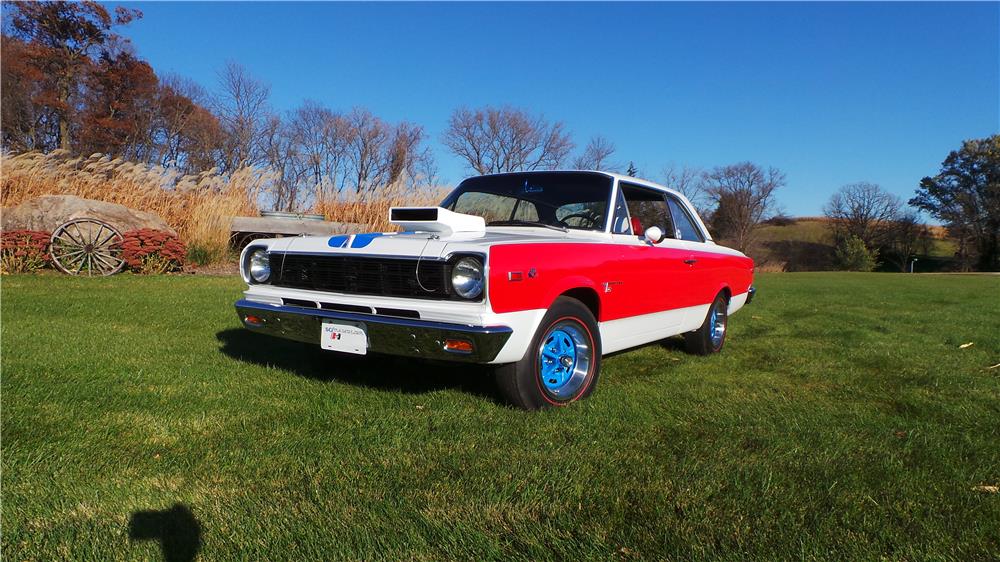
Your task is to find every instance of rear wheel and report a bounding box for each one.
[494,297,601,410]
[684,292,729,355]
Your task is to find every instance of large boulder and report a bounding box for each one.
[1,195,176,235]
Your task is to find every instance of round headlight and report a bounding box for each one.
[249,249,270,283]
[451,257,483,299]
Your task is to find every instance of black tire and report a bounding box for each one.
[494,296,602,410]
[684,292,729,355]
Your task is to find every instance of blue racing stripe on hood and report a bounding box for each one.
[349,232,386,248]
[327,235,349,248]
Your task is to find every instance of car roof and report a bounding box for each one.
[470,169,686,199]
[464,169,713,242]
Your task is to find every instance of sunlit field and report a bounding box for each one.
[3,273,998,560]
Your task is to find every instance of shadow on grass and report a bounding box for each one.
[603,335,686,361]
[216,329,500,402]
[128,503,201,562]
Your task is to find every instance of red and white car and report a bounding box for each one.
[235,171,755,409]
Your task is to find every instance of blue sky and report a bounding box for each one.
[118,2,998,216]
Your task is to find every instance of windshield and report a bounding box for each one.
[440,172,613,231]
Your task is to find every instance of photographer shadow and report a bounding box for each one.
[215,328,500,401]
[128,503,201,562]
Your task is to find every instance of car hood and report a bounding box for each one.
[257,227,609,259]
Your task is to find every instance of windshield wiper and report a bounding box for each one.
[487,220,568,233]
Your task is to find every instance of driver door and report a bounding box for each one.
[606,182,695,328]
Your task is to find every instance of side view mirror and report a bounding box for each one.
[644,226,665,244]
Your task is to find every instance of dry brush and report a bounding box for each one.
[2,150,265,263]
[2,150,444,264]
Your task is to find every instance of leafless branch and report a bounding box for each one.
[443,106,574,175]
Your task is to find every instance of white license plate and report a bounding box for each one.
[320,321,367,355]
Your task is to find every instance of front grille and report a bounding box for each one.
[269,253,467,301]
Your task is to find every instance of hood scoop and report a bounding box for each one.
[389,207,485,236]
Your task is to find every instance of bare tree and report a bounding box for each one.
[258,114,301,211]
[343,111,434,194]
[257,103,436,210]
[319,111,353,193]
[289,101,332,190]
[286,100,354,201]
[572,135,616,171]
[215,62,271,172]
[345,108,391,193]
[823,182,902,248]
[384,121,434,190]
[702,162,784,252]
[261,106,342,211]
[661,163,707,214]
[443,106,573,175]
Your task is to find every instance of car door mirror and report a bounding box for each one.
[644,226,665,244]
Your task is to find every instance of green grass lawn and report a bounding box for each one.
[3,273,999,561]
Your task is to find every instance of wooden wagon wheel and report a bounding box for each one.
[50,218,126,276]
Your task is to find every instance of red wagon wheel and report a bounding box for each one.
[50,218,126,276]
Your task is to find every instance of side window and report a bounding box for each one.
[666,196,705,242]
[610,187,631,234]
[620,183,674,237]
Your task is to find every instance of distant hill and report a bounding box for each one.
[729,217,957,272]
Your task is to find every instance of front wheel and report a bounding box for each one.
[684,292,729,355]
[494,296,602,410]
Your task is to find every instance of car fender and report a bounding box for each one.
[543,275,603,317]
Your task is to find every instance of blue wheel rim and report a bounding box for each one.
[537,320,592,399]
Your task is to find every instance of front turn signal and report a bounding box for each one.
[444,339,474,353]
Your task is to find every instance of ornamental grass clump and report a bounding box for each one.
[314,184,447,232]
[0,230,51,273]
[1,151,446,266]
[120,229,186,274]
[0,151,267,265]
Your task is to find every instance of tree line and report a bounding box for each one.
[0,1,438,211]
[667,138,999,273]
[814,136,999,272]
[2,2,997,270]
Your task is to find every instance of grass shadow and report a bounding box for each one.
[216,328,500,402]
[128,503,201,562]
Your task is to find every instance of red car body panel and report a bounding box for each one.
[488,242,753,321]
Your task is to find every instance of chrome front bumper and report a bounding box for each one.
[234,299,513,363]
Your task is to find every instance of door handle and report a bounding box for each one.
[683,258,697,265]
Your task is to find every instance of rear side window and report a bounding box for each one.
[619,183,674,237]
[666,196,705,242]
